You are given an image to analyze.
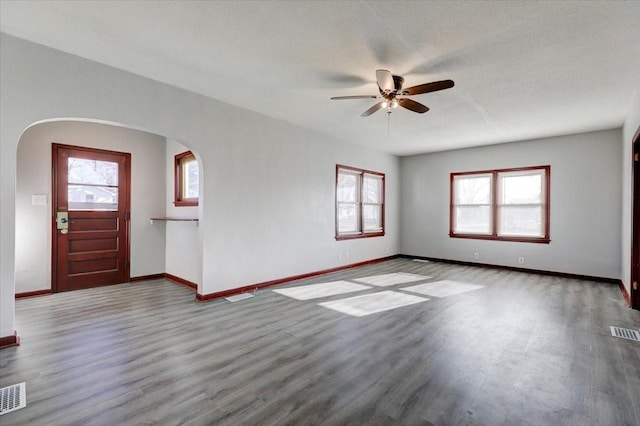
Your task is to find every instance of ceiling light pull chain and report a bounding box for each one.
[387,110,391,138]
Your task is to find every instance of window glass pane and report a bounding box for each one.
[501,172,542,204]
[338,203,358,233]
[68,184,118,211]
[454,206,491,234]
[499,206,543,237]
[183,158,199,199]
[337,172,358,202]
[363,204,382,231]
[68,158,118,186]
[454,175,491,204]
[362,175,381,203]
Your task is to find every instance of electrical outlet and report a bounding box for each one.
[338,253,343,262]
[474,252,479,260]
[518,257,525,264]
[345,252,350,261]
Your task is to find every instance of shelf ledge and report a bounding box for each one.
[150,217,199,225]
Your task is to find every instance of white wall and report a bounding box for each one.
[622,89,640,294]
[400,129,622,279]
[164,139,201,285]
[0,34,399,338]
[15,121,167,293]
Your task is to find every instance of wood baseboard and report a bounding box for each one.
[619,281,631,307]
[400,254,621,284]
[130,273,166,282]
[15,289,52,299]
[164,273,198,291]
[196,255,399,302]
[131,273,197,291]
[0,331,20,349]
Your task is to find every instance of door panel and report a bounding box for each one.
[52,144,130,292]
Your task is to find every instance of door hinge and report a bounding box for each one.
[634,281,638,291]
[125,260,130,270]
[125,210,130,221]
[635,153,639,162]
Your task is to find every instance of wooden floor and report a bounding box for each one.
[1,259,639,425]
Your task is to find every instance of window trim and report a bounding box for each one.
[449,165,550,244]
[174,150,199,207]
[335,164,385,240]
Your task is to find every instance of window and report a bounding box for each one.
[450,166,550,243]
[174,151,199,206]
[336,165,385,239]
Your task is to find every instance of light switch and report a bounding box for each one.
[32,194,47,206]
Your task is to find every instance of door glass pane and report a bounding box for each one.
[68,158,118,185]
[68,185,118,211]
[68,157,118,211]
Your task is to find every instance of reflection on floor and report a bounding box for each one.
[272,280,370,300]
[353,272,430,286]
[401,280,484,297]
[317,290,428,317]
[272,272,485,317]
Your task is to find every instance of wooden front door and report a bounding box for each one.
[632,130,640,309]
[52,144,131,292]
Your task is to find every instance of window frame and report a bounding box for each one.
[174,150,199,207]
[450,165,550,244]
[335,165,385,240]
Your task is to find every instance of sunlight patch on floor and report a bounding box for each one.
[318,290,428,317]
[353,272,431,287]
[272,281,371,300]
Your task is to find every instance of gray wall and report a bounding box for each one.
[164,139,201,285]
[0,34,400,337]
[400,129,622,279]
[15,121,167,293]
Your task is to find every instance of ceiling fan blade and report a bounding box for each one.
[402,79,455,96]
[398,98,430,114]
[361,102,385,117]
[330,95,378,100]
[376,69,394,94]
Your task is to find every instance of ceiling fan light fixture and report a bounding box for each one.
[330,70,454,117]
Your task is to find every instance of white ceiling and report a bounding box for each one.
[2,1,639,156]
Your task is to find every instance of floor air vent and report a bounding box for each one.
[0,382,26,416]
[610,326,640,342]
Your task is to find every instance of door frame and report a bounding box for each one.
[632,126,640,309]
[51,143,131,292]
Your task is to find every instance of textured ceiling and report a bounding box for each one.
[2,1,639,155]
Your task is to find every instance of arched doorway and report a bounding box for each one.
[15,119,202,296]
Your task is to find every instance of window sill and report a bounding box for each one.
[336,231,385,241]
[449,233,550,244]
[174,200,198,207]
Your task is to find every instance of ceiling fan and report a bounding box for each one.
[330,69,454,117]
